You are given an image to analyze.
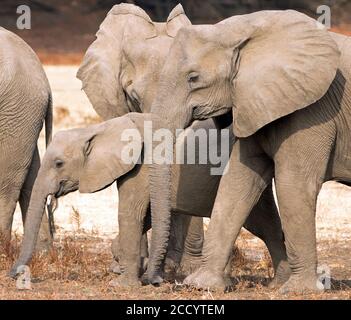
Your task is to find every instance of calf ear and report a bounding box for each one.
[79,116,143,193]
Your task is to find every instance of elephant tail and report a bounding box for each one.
[45,92,53,148]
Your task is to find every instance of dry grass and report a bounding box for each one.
[1,230,350,300]
[82,114,103,125]
[54,106,71,126]
[53,105,102,128]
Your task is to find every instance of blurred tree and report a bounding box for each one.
[90,0,346,23]
[0,0,349,25]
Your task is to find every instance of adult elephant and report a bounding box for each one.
[76,3,208,274]
[144,10,350,293]
[76,3,288,285]
[0,28,52,250]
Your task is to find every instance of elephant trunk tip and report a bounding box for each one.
[9,263,23,279]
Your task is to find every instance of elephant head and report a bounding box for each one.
[77,3,191,119]
[10,113,173,278]
[146,10,340,280]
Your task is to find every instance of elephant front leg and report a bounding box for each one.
[110,213,150,277]
[109,210,143,287]
[110,166,150,287]
[184,139,274,290]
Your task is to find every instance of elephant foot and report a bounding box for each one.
[268,261,292,289]
[109,258,147,277]
[109,275,141,288]
[148,273,164,286]
[268,275,289,290]
[109,260,123,274]
[144,267,164,286]
[178,255,201,277]
[183,268,232,291]
[164,257,178,281]
[278,273,323,294]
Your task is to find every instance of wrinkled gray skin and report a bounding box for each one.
[76,3,207,275]
[146,9,351,293]
[11,113,289,288]
[0,28,52,250]
[76,3,289,286]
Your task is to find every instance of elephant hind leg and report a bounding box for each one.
[244,183,291,288]
[178,216,204,276]
[274,172,322,293]
[19,145,52,251]
[272,126,334,293]
[164,214,204,278]
[0,195,18,244]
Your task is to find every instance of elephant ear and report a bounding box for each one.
[79,115,143,193]
[219,10,340,137]
[76,4,156,120]
[166,4,191,37]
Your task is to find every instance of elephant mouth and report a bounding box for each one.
[55,180,79,198]
[47,180,78,237]
[192,105,232,120]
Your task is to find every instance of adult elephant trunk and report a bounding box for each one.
[145,96,187,284]
[10,172,51,277]
[147,161,172,284]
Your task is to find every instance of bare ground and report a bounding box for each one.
[0,65,350,299]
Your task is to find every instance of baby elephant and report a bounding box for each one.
[11,113,288,287]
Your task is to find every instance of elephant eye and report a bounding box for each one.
[187,72,199,84]
[55,159,64,169]
[187,72,201,90]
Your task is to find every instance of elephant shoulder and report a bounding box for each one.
[329,32,351,69]
[0,28,49,92]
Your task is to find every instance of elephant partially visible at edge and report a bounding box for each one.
[141,9,351,292]
[0,27,53,251]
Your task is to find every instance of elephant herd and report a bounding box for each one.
[0,3,350,294]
